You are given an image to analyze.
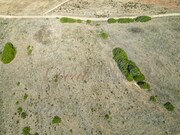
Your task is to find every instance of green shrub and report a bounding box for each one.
[124,71,134,81]
[113,48,128,62]
[27,46,33,55]
[52,116,61,124]
[1,42,16,64]
[164,102,175,111]
[107,18,117,23]
[60,17,77,23]
[76,19,82,23]
[150,96,157,102]
[17,107,23,114]
[117,18,135,23]
[22,126,31,135]
[104,114,110,120]
[17,82,20,86]
[127,61,145,81]
[24,93,28,101]
[86,20,92,24]
[117,59,133,82]
[100,32,109,39]
[135,16,151,22]
[117,59,129,72]
[21,112,27,119]
[133,74,145,82]
[137,81,150,89]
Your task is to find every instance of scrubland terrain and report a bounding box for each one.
[0,0,180,135]
[0,0,180,16]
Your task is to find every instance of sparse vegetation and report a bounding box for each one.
[22,126,31,135]
[1,42,16,64]
[100,32,109,39]
[52,116,61,124]
[16,101,19,105]
[60,17,83,23]
[24,94,28,101]
[21,112,27,119]
[108,18,117,24]
[18,107,23,114]
[77,19,83,23]
[164,102,175,111]
[91,107,97,112]
[86,20,92,24]
[105,114,110,120]
[150,96,157,102]
[137,81,150,89]
[117,18,135,23]
[135,16,152,22]
[27,46,33,55]
[17,82,20,86]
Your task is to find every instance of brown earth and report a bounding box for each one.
[141,0,180,8]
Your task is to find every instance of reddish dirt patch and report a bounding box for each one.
[141,0,180,9]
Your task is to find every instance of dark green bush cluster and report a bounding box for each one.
[164,102,175,111]
[0,42,16,64]
[117,18,135,23]
[52,116,61,124]
[60,17,82,23]
[113,48,150,89]
[108,16,151,24]
[22,126,30,135]
[107,18,117,23]
[135,16,152,22]
[108,18,134,24]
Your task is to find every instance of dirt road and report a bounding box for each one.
[0,13,180,20]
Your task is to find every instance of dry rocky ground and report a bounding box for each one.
[0,16,180,135]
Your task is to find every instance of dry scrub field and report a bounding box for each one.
[0,16,180,135]
[0,0,180,135]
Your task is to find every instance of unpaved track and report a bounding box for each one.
[44,0,71,14]
[0,13,180,20]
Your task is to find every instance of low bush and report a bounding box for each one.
[137,81,150,89]
[150,96,157,102]
[1,42,16,64]
[107,18,117,24]
[164,102,175,111]
[60,17,78,23]
[86,20,92,24]
[117,18,135,23]
[127,61,145,81]
[117,59,129,74]
[52,116,61,124]
[21,112,27,119]
[100,32,109,39]
[27,46,33,55]
[22,126,31,135]
[135,16,151,22]
[77,19,82,23]
[113,48,128,62]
